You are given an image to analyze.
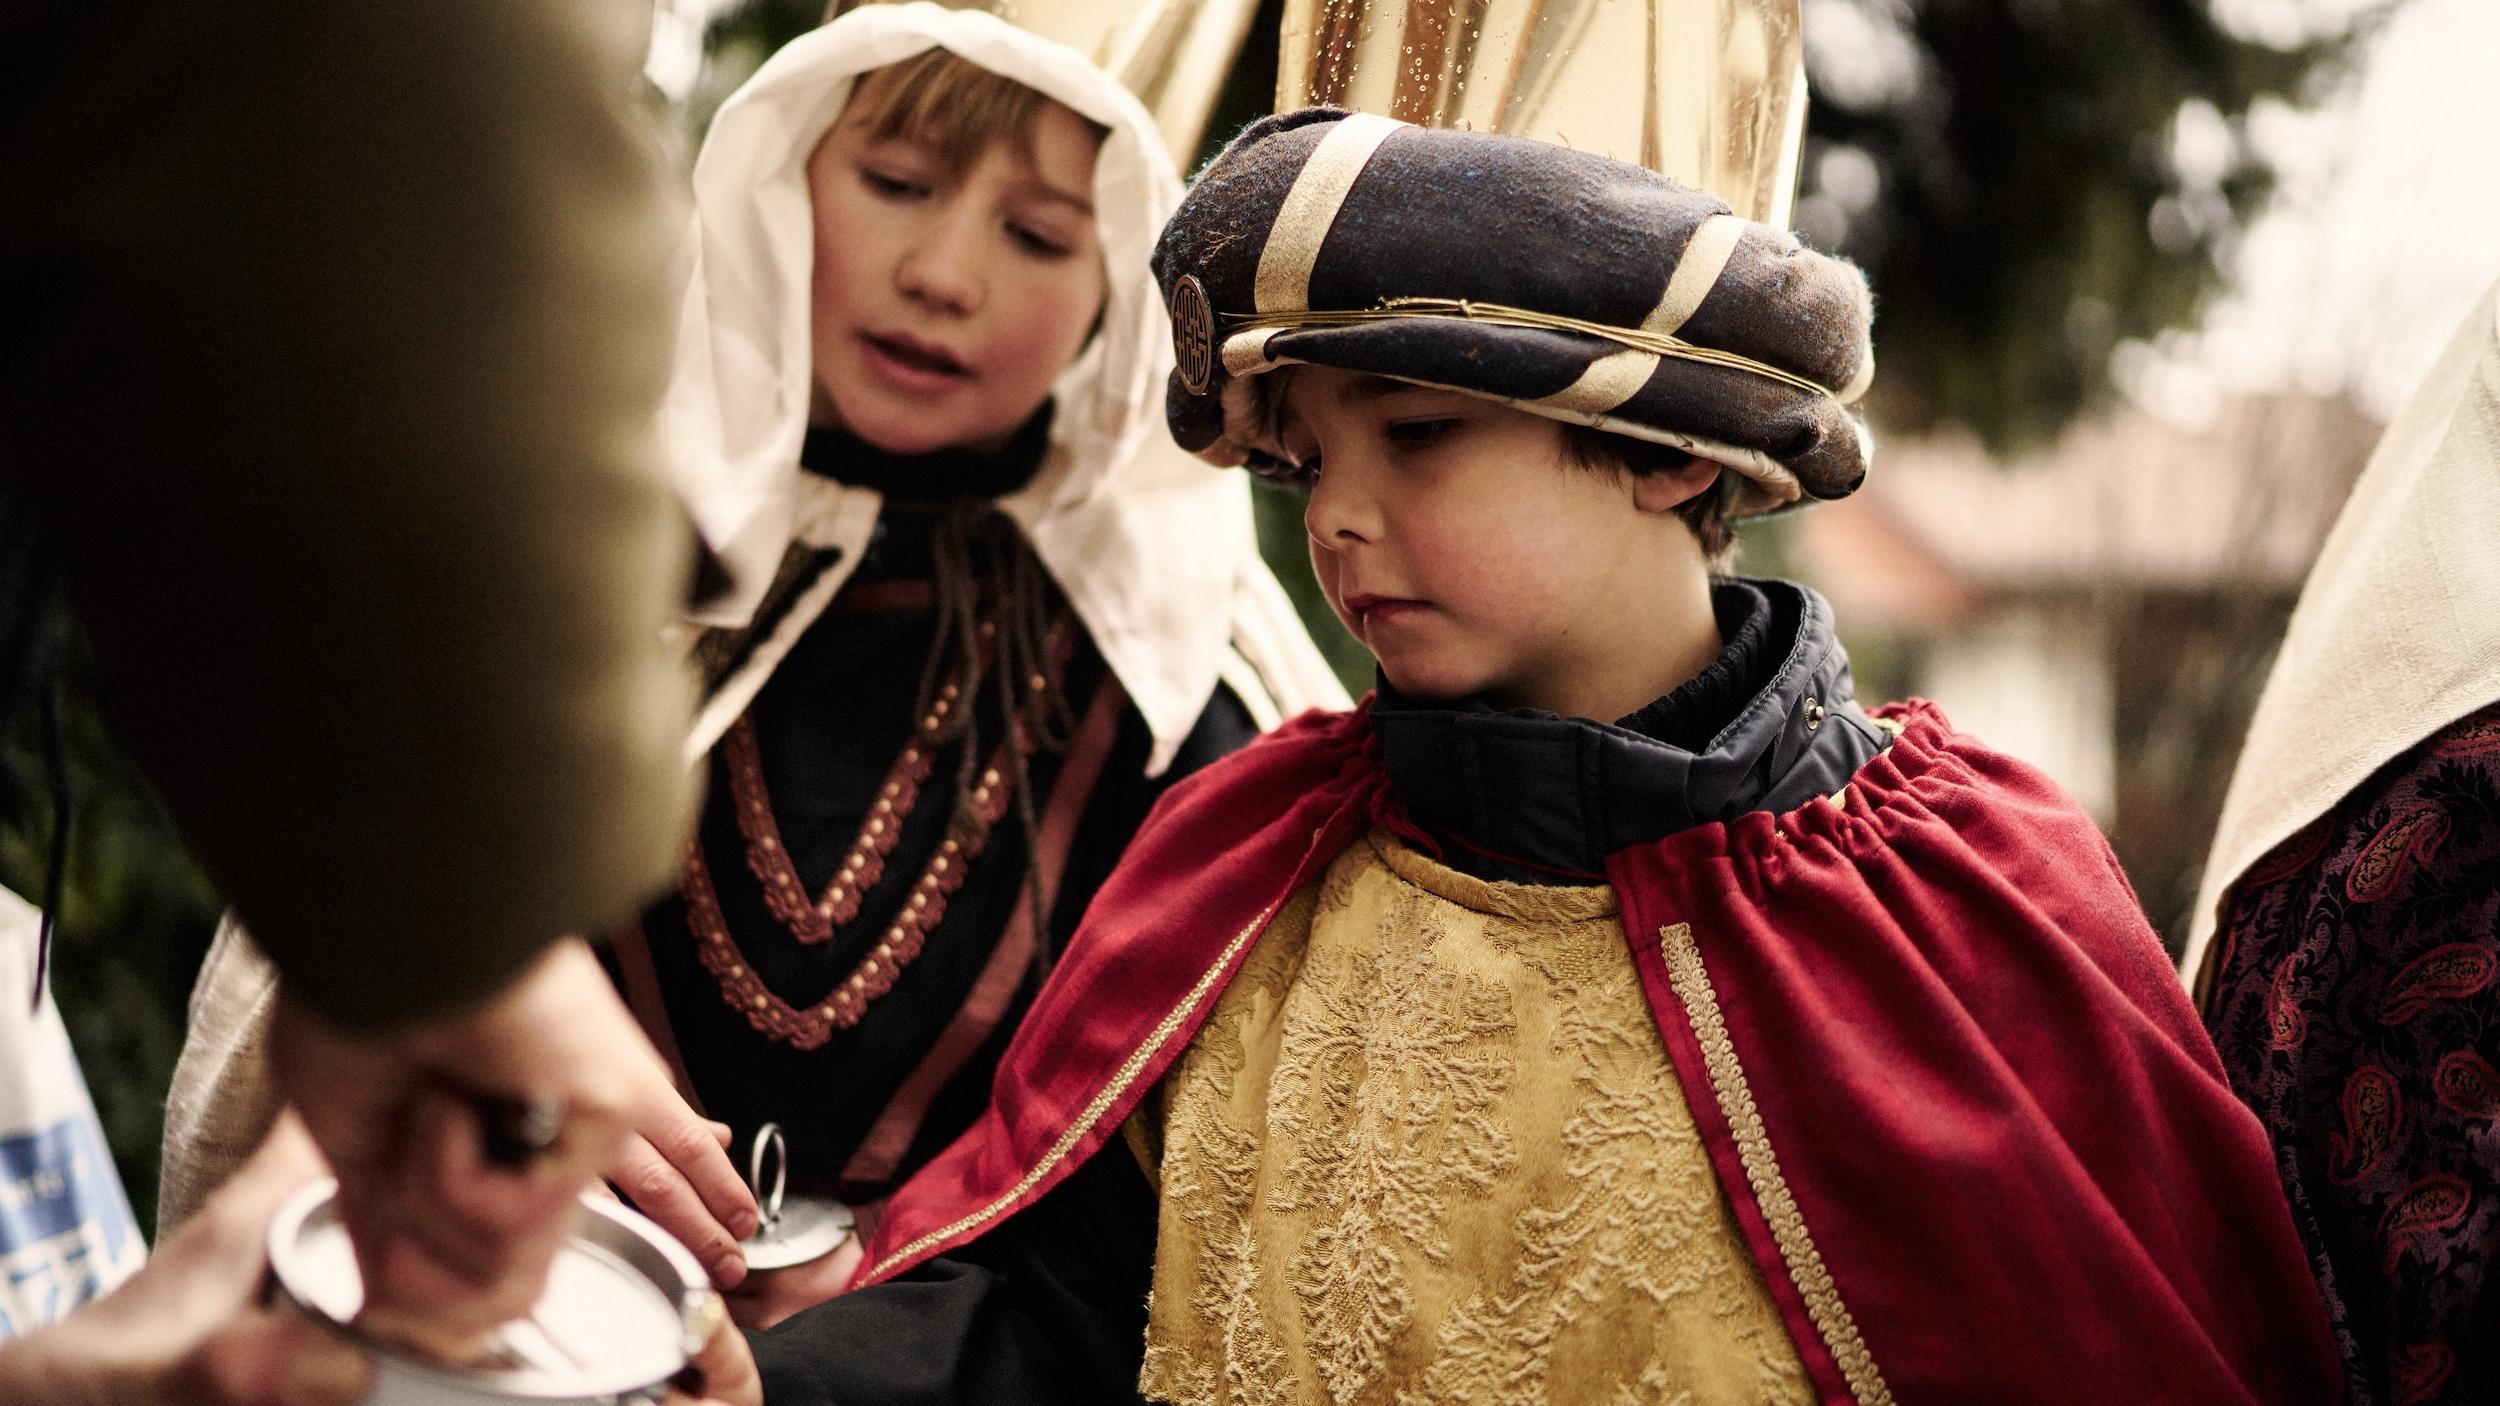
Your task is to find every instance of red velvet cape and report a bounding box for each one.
[852,701,2341,1404]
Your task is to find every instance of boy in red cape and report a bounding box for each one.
[745,111,2342,1405]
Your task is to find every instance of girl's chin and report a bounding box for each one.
[836,413,977,457]
[819,389,1020,458]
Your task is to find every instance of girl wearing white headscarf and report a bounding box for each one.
[635,0,1339,1318]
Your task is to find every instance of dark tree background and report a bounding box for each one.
[1795,0,2387,449]
[0,503,219,1238]
[4,0,2396,1231]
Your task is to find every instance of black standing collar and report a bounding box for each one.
[794,408,1057,583]
[798,404,1054,504]
[1371,579,1889,883]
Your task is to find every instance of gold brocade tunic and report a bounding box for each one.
[1137,831,1812,1406]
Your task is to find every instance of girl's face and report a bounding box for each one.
[804,96,1106,455]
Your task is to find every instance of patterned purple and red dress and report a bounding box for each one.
[2206,700,2500,1406]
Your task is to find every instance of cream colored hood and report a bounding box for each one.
[2184,281,2500,989]
[663,3,1341,771]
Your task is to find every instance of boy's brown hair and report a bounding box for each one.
[1562,425,1738,567]
[842,49,1107,176]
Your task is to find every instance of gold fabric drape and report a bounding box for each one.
[1277,0,1806,225]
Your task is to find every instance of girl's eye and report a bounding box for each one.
[860,169,928,200]
[1385,417,1459,447]
[1009,224,1074,259]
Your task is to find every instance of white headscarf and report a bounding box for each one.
[663,3,1343,772]
[2183,280,2500,990]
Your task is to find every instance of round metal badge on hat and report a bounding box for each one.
[737,1123,856,1272]
[1171,274,1216,395]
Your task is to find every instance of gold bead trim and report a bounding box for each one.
[685,599,1075,1050]
[729,710,936,942]
[680,742,1014,1050]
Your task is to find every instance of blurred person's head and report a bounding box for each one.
[804,51,1109,456]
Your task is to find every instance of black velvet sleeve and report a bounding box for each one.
[748,1140,1159,1405]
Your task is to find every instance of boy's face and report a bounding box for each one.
[1279,367,1720,715]
[804,98,1106,455]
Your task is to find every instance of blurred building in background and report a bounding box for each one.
[1790,392,2384,945]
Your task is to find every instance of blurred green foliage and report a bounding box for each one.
[1797,0,2390,448]
[1,649,220,1241]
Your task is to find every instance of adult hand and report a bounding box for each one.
[723,1234,866,1332]
[0,1113,373,1406]
[265,936,672,1359]
[606,1056,758,1291]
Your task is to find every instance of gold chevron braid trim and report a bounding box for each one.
[1225,298,1845,403]
[1658,923,1895,1405]
[862,895,1292,1282]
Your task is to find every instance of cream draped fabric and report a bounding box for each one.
[157,917,282,1235]
[2183,282,2500,990]
[1140,832,1810,1406]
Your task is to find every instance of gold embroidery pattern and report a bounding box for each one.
[1391,916,1809,1406]
[860,880,1300,1283]
[1143,896,1308,1406]
[1273,903,1519,1401]
[1657,922,1894,1406]
[1144,835,1813,1405]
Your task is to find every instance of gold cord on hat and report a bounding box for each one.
[1224,297,1845,403]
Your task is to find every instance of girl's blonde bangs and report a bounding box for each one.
[844,49,1105,176]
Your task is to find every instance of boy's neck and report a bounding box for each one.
[1487,574,1727,724]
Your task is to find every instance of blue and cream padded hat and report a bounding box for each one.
[1151,108,1877,515]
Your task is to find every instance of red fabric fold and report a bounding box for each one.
[1609,701,2340,1403]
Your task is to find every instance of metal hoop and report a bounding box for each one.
[747,1122,789,1227]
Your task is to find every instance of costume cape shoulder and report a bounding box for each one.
[852,699,2342,1404]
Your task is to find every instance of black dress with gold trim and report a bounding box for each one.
[609,423,1257,1206]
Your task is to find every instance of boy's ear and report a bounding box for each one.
[1630,456,1724,514]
